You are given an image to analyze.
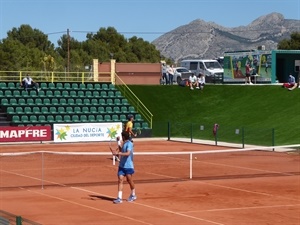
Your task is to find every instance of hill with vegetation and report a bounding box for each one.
[128,84,300,146]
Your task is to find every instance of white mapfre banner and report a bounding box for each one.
[53,123,122,143]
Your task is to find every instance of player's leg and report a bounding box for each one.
[125,171,137,202]
[113,170,125,204]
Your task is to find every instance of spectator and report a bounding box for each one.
[21,74,40,92]
[161,63,168,85]
[167,64,175,85]
[245,62,253,85]
[189,73,199,90]
[282,74,296,90]
[198,73,205,90]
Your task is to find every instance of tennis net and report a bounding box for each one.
[1,144,299,190]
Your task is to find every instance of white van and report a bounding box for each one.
[180,59,224,83]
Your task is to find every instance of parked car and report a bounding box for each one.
[173,67,194,84]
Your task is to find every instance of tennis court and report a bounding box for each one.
[1,139,299,225]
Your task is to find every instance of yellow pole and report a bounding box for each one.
[51,72,54,83]
[19,71,22,83]
[82,72,84,83]
[110,59,116,84]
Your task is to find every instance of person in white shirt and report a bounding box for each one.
[189,73,199,90]
[167,65,175,85]
[21,74,40,92]
[198,74,206,90]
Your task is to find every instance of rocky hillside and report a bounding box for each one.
[152,12,299,63]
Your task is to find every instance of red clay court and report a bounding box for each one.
[0,140,300,225]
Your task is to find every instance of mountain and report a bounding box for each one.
[152,12,299,63]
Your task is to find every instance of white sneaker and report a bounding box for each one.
[196,87,199,89]
[190,87,194,90]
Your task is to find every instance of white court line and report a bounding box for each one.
[181,203,300,213]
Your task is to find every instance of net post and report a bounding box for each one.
[272,128,275,151]
[41,152,44,190]
[167,122,170,141]
[189,153,193,179]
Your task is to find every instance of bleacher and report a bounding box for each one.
[0,82,150,130]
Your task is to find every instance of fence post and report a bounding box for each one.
[167,122,170,141]
[190,123,193,143]
[16,216,22,225]
[272,128,275,151]
[242,127,245,148]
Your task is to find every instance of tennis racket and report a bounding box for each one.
[135,128,142,136]
[109,137,120,163]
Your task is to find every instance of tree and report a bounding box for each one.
[278,32,300,50]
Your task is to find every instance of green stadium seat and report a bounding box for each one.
[97,106,105,113]
[70,90,77,97]
[0,90,3,97]
[88,115,96,122]
[134,122,141,129]
[13,90,21,97]
[121,106,128,113]
[122,99,129,106]
[96,115,103,122]
[10,98,18,106]
[83,99,90,106]
[51,98,59,105]
[64,115,71,123]
[99,99,105,106]
[108,91,115,98]
[30,90,37,97]
[64,83,71,90]
[80,115,88,122]
[46,90,53,97]
[40,83,47,89]
[94,83,101,90]
[104,115,112,122]
[115,91,122,98]
[142,122,149,129]
[114,99,121,106]
[41,107,49,114]
[55,115,63,123]
[18,98,26,106]
[6,107,14,114]
[90,106,97,114]
[67,98,75,105]
[77,91,84,98]
[35,98,43,106]
[106,106,112,113]
[109,84,116,90]
[60,98,67,105]
[24,107,31,114]
[71,83,79,90]
[100,91,107,97]
[5,90,13,97]
[47,115,55,123]
[56,83,64,90]
[87,84,93,90]
[72,115,80,122]
[38,115,47,123]
[75,99,82,105]
[92,91,100,98]
[57,107,65,114]
[82,106,89,114]
[38,90,45,97]
[43,98,51,105]
[120,114,127,123]
[48,83,55,90]
[74,107,81,114]
[135,114,143,122]
[21,91,28,97]
[66,107,73,114]
[49,107,57,114]
[85,91,92,97]
[113,106,120,113]
[1,99,9,106]
[0,83,7,89]
[7,82,16,89]
[12,115,21,123]
[62,90,69,97]
[128,106,136,113]
[112,115,119,122]
[106,98,113,105]
[21,115,29,123]
[79,83,86,90]
[102,84,108,90]
[29,115,38,123]
[32,107,41,114]
[54,90,61,97]
[16,107,24,114]
[91,99,98,106]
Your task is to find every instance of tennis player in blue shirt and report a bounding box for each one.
[113,131,137,204]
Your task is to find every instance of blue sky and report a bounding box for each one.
[0,0,299,46]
